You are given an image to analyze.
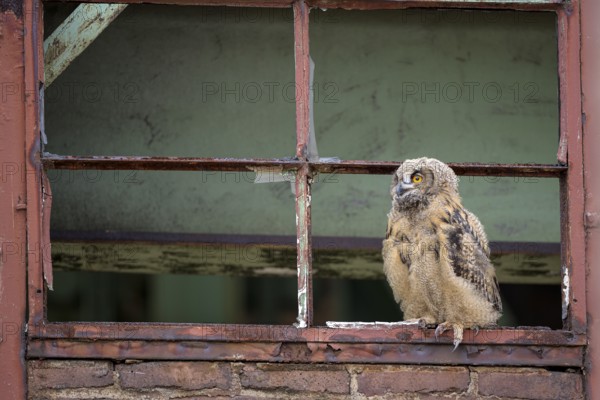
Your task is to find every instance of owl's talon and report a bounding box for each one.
[435,322,464,350]
[434,323,449,340]
[452,338,461,352]
[472,326,480,337]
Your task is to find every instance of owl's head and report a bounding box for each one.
[390,157,459,210]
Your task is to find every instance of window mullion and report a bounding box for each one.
[293,0,313,328]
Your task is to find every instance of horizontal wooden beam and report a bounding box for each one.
[42,0,562,11]
[50,233,561,284]
[43,154,566,177]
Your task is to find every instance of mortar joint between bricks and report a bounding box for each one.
[345,364,366,400]
[467,366,479,396]
[231,362,244,395]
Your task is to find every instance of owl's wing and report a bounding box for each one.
[464,209,490,257]
[382,219,412,305]
[384,219,412,268]
[445,208,502,313]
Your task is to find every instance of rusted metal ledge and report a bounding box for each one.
[27,338,583,366]
[29,322,585,346]
[42,154,303,172]
[43,0,293,7]
[312,160,567,177]
[27,323,585,366]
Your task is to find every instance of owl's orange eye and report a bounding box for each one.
[412,174,423,184]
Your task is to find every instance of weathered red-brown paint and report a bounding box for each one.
[28,321,585,346]
[581,0,600,396]
[24,0,46,331]
[557,1,587,334]
[0,3,27,399]
[293,0,310,160]
[293,0,313,327]
[27,338,584,367]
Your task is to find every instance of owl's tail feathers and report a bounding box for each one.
[435,322,464,351]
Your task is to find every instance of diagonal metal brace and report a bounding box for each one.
[44,3,128,86]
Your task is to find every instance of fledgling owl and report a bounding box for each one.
[382,157,502,349]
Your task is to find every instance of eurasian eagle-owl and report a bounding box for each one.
[382,157,502,349]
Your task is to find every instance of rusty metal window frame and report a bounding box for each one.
[25,0,585,366]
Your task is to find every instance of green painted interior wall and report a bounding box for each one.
[44,5,560,324]
[45,6,559,243]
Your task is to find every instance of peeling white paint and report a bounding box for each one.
[295,320,308,329]
[562,265,570,321]
[296,287,307,328]
[326,320,423,329]
[307,57,319,162]
[251,166,289,184]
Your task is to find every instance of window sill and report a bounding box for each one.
[28,322,584,367]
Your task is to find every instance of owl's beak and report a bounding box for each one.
[396,182,414,197]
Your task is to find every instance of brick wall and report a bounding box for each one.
[27,360,583,399]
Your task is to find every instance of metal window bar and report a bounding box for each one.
[27,0,586,365]
[43,0,564,11]
[41,154,567,176]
